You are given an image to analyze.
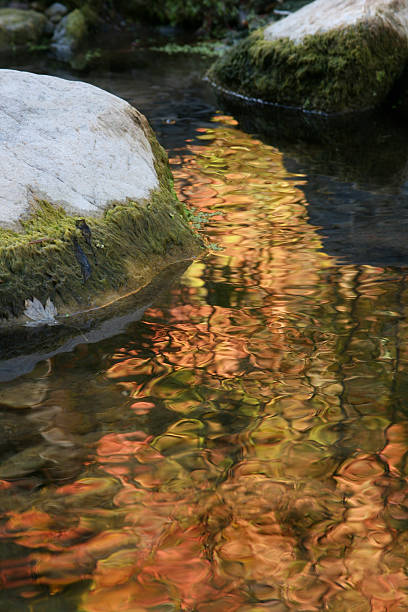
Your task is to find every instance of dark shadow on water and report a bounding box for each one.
[216,93,408,267]
[0,262,191,382]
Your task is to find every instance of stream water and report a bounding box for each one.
[2,48,408,611]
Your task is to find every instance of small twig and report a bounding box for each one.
[26,237,53,245]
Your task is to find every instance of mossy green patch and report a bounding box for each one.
[150,42,225,58]
[64,8,88,42]
[208,23,408,113]
[0,128,203,322]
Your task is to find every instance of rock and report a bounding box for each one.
[0,70,202,323]
[0,362,49,407]
[45,2,68,20]
[208,0,408,113]
[0,70,158,228]
[0,444,50,478]
[50,8,87,62]
[0,8,46,51]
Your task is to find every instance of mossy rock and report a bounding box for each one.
[0,8,46,51]
[0,70,203,325]
[208,0,408,113]
[64,8,87,40]
[51,8,88,61]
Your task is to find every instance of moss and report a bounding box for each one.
[150,42,224,58]
[208,23,408,113]
[0,122,203,321]
[65,8,88,41]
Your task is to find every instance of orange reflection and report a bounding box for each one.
[0,117,408,611]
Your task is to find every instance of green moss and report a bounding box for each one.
[0,125,203,321]
[65,8,88,42]
[150,42,224,58]
[208,23,408,113]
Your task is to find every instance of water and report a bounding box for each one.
[2,48,408,611]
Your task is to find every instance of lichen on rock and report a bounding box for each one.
[208,0,408,113]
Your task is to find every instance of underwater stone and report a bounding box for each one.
[208,0,408,113]
[0,70,202,322]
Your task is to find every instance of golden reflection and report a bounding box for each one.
[0,116,408,610]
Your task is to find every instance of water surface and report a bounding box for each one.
[1,49,408,611]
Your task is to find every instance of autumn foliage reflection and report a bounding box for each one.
[1,118,408,611]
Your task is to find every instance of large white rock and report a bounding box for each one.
[264,0,408,43]
[0,70,158,230]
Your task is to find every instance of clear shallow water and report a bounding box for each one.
[2,51,408,611]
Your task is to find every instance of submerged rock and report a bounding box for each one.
[0,70,202,323]
[0,8,46,51]
[208,0,408,113]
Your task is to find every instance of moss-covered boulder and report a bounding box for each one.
[208,0,408,113]
[0,8,46,51]
[0,69,202,325]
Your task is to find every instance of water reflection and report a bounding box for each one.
[1,116,408,611]
[220,98,408,267]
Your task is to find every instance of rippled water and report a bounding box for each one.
[2,51,408,611]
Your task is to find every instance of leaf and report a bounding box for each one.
[24,297,58,326]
